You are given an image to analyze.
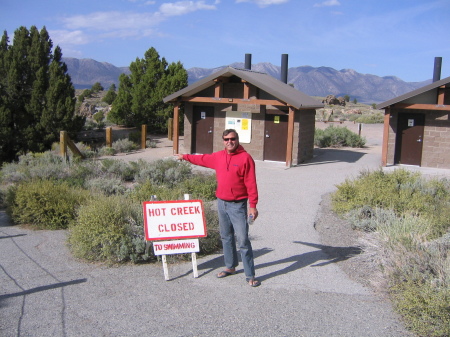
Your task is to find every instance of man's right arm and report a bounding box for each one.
[174,153,216,169]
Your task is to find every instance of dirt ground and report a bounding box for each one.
[314,121,388,294]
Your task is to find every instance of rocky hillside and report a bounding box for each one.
[63,58,430,104]
[63,58,130,89]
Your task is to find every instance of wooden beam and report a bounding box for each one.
[286,106,295,167]
[173,103,180,155]
[395,103,450,111]
[141,124,147,149]
[243,82,250,99]
[381,109,390,167]
[437,85,445,105]
[214,81,222,98]
[180,96,287,106]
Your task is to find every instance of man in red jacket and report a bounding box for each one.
[175,129,260,287]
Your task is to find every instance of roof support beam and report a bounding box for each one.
[437,85,445,105]
[381,108,390,167]
[395,103,450,111]
[180,96,287,106]
[214,81,223,98]
[286,106,295,167]
[243,80,250,99]
[172,103,180,155]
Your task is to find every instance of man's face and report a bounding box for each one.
[223,132,239,153]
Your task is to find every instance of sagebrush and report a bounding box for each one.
[332,168,450,337]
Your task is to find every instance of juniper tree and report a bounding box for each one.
[108,47,187,132]
[0,26,84,164]
[103,83,117,105]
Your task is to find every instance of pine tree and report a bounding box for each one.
[108,47,187,132]
[0,26,84,163]
[103,83,117,105]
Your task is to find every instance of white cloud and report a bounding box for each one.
[159,1,218,16]
[314,0,340,7]
[49,30,90,45]
[59,1,218,40]
[235,0,289,8]
[62,11,164,31]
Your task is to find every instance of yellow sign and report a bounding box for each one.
[242,119,249,130]
[274,116,280,124]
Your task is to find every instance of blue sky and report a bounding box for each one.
[2,0,449,82]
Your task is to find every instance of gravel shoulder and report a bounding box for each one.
[314,193,388,294]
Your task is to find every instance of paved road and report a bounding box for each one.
[0,126,425,336]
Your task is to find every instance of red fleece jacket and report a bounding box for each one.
[183,145,258,208]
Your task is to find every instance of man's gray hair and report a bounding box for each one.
[223,129,239,140]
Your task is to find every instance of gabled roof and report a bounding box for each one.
[163,66,324,110]
[377,75,450,109]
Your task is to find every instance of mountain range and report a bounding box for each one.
[63,57,430,104]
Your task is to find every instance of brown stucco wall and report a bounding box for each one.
[422,110,450,168]
[182,103,316,166]
[295,109,316,164]
[387,109,450,169]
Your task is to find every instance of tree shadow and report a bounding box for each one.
[256,241,363,282]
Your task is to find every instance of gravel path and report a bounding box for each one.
[0,123,422,336]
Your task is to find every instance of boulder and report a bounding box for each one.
[322,95,346,106]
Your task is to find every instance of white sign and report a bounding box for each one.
[153,239,200,255]
[408,119,414,127]
[143,200,207,241]
[225,111,252,143]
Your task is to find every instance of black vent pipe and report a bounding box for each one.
[281,54,288,83]
[245,54,252,70]
[433,57,442,82]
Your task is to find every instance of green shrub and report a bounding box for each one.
[391,279,450,337]
[97,146,116,156]
[134,159,192,187]
[333,169,449,239]
[354,112,384,124]
[128,131,141,144]
[146,140,157,148]
[179,173,217,201]
[130,180,184,203]
[1,152,68,183]
[332,168,450,336]
[68,195,151,263]
[112,138,138,153]
[314,126,366,148]
[199,201,221,255]
[8,180,89,229]
[346,206,397,232]
[84,176,127,196]
[100,159,137,181]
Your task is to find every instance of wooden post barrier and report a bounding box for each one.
[141,124,147,149]
[60,131,84,159]
[106,127,112,147]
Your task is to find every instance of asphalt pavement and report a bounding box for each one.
[2,124,448,337]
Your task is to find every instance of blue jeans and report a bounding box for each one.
[217,198,255,278]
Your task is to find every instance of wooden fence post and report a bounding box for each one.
[60,130,84,159]
[106,127,112,147]
[60,131,68,160]
[168,118,173,141]
[141,124,147,149]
